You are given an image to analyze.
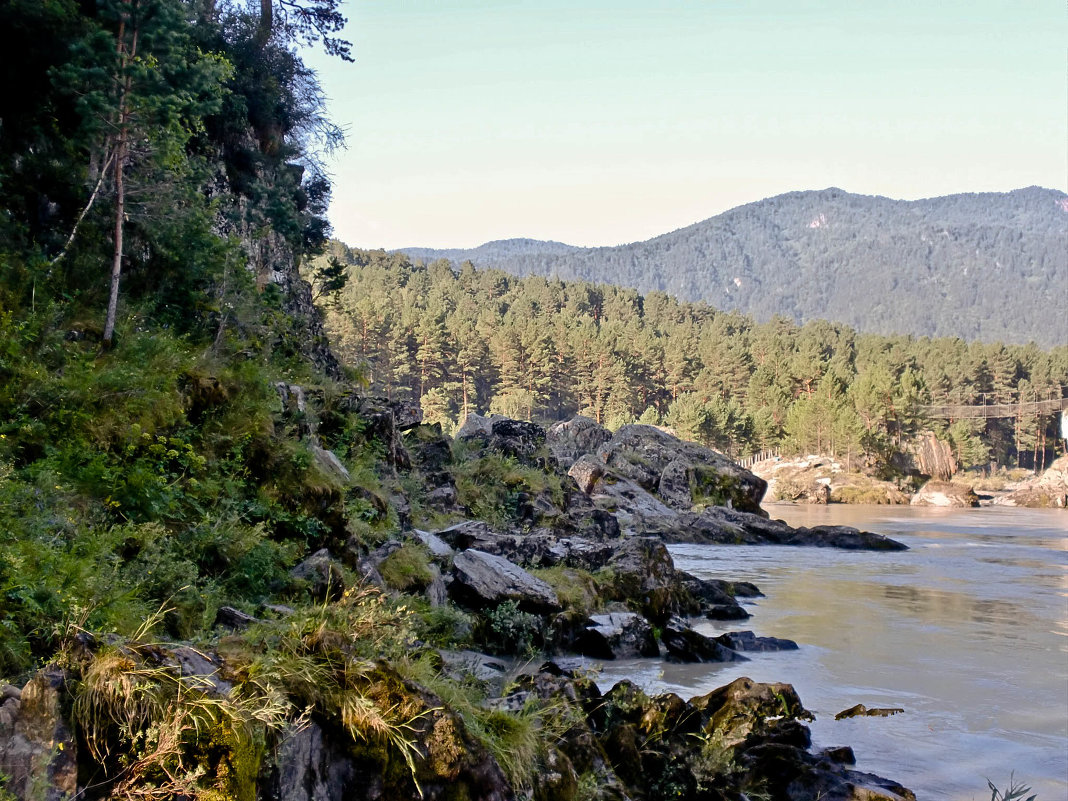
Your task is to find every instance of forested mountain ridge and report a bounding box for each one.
[397,187,1068,346]
[318,246,1068,474]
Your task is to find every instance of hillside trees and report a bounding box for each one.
[320,247,1068,470]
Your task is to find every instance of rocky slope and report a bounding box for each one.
[0,408,913,801]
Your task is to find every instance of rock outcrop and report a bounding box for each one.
[910,481,980,507]
[0,669,77,801]
[910,431,958,481]
[546,416,613,469]
[995,455,1068,508]
[751,455,910,505]
[597,424,767,514]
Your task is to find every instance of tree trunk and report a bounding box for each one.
[103,4,137,346]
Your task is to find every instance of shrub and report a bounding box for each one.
[483,600,542,656]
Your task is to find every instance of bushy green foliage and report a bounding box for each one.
[482,601,542,656]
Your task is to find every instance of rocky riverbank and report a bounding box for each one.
[0,408,914,801]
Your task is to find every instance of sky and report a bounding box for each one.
[305,0,1067,250]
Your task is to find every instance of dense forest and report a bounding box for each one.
[318,245,1068,473]
[401,187,1068,347]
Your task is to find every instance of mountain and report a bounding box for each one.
[398,237,580,263]
[396,187,1068,346]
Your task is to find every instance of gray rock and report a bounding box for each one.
[661,618,748,663]
[713,631,799,652]
[290,548,345,600]
[414,528,456,559]
[214,605,261,632]
[910,480,979,507]
[577,613,659,659]
[677,573,752,621]
[310,443,350,483]
[588,470,677,531]
[600,424,767,514]
[568,454,605,494]
[455,412,500,440]
[547,415,613,469]
[0,668,77,801]
[275,720,358,801]
[167,645,233,695]
[434,520,502,550]
[450,549,561,614]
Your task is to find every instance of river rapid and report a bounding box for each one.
[587,504,1068,800]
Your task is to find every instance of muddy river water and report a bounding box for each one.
[585,504,1068,800]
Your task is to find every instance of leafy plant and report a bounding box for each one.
[483,600,542,656]
[987,774,1037,801]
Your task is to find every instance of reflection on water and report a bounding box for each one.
[588,505,1068,801]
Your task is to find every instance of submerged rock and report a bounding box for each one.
[642,505,909,550]
[835,704,905,720]
[713,630,799,652]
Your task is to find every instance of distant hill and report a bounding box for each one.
[396,187,1068,346]
[398,238,580,263]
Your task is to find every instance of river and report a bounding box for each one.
[586,504,1068,800]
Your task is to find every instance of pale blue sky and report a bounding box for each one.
[306,1,1067,249]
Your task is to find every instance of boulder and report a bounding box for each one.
[450,549,561,614]
[568,454,604,495]
[713,630,799,652]
[661,618,748,663]
[329,394,420,468]
[694,676,813,745]
[576,613,660,659]
[0,668,78,801]
[586,469,678,532]
[456,414,551,466]
[910,481,979,507]
[290,548,346,601]
[996,455,1068,508]
[414,528,456,560]
[598,424,767,514]
[602,537,682,623]
[752,456,911,505]
[546,416,613,469]
[310,443,350,483]
[213,606,260,632]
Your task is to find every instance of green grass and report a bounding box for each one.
[378,543,435,592]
